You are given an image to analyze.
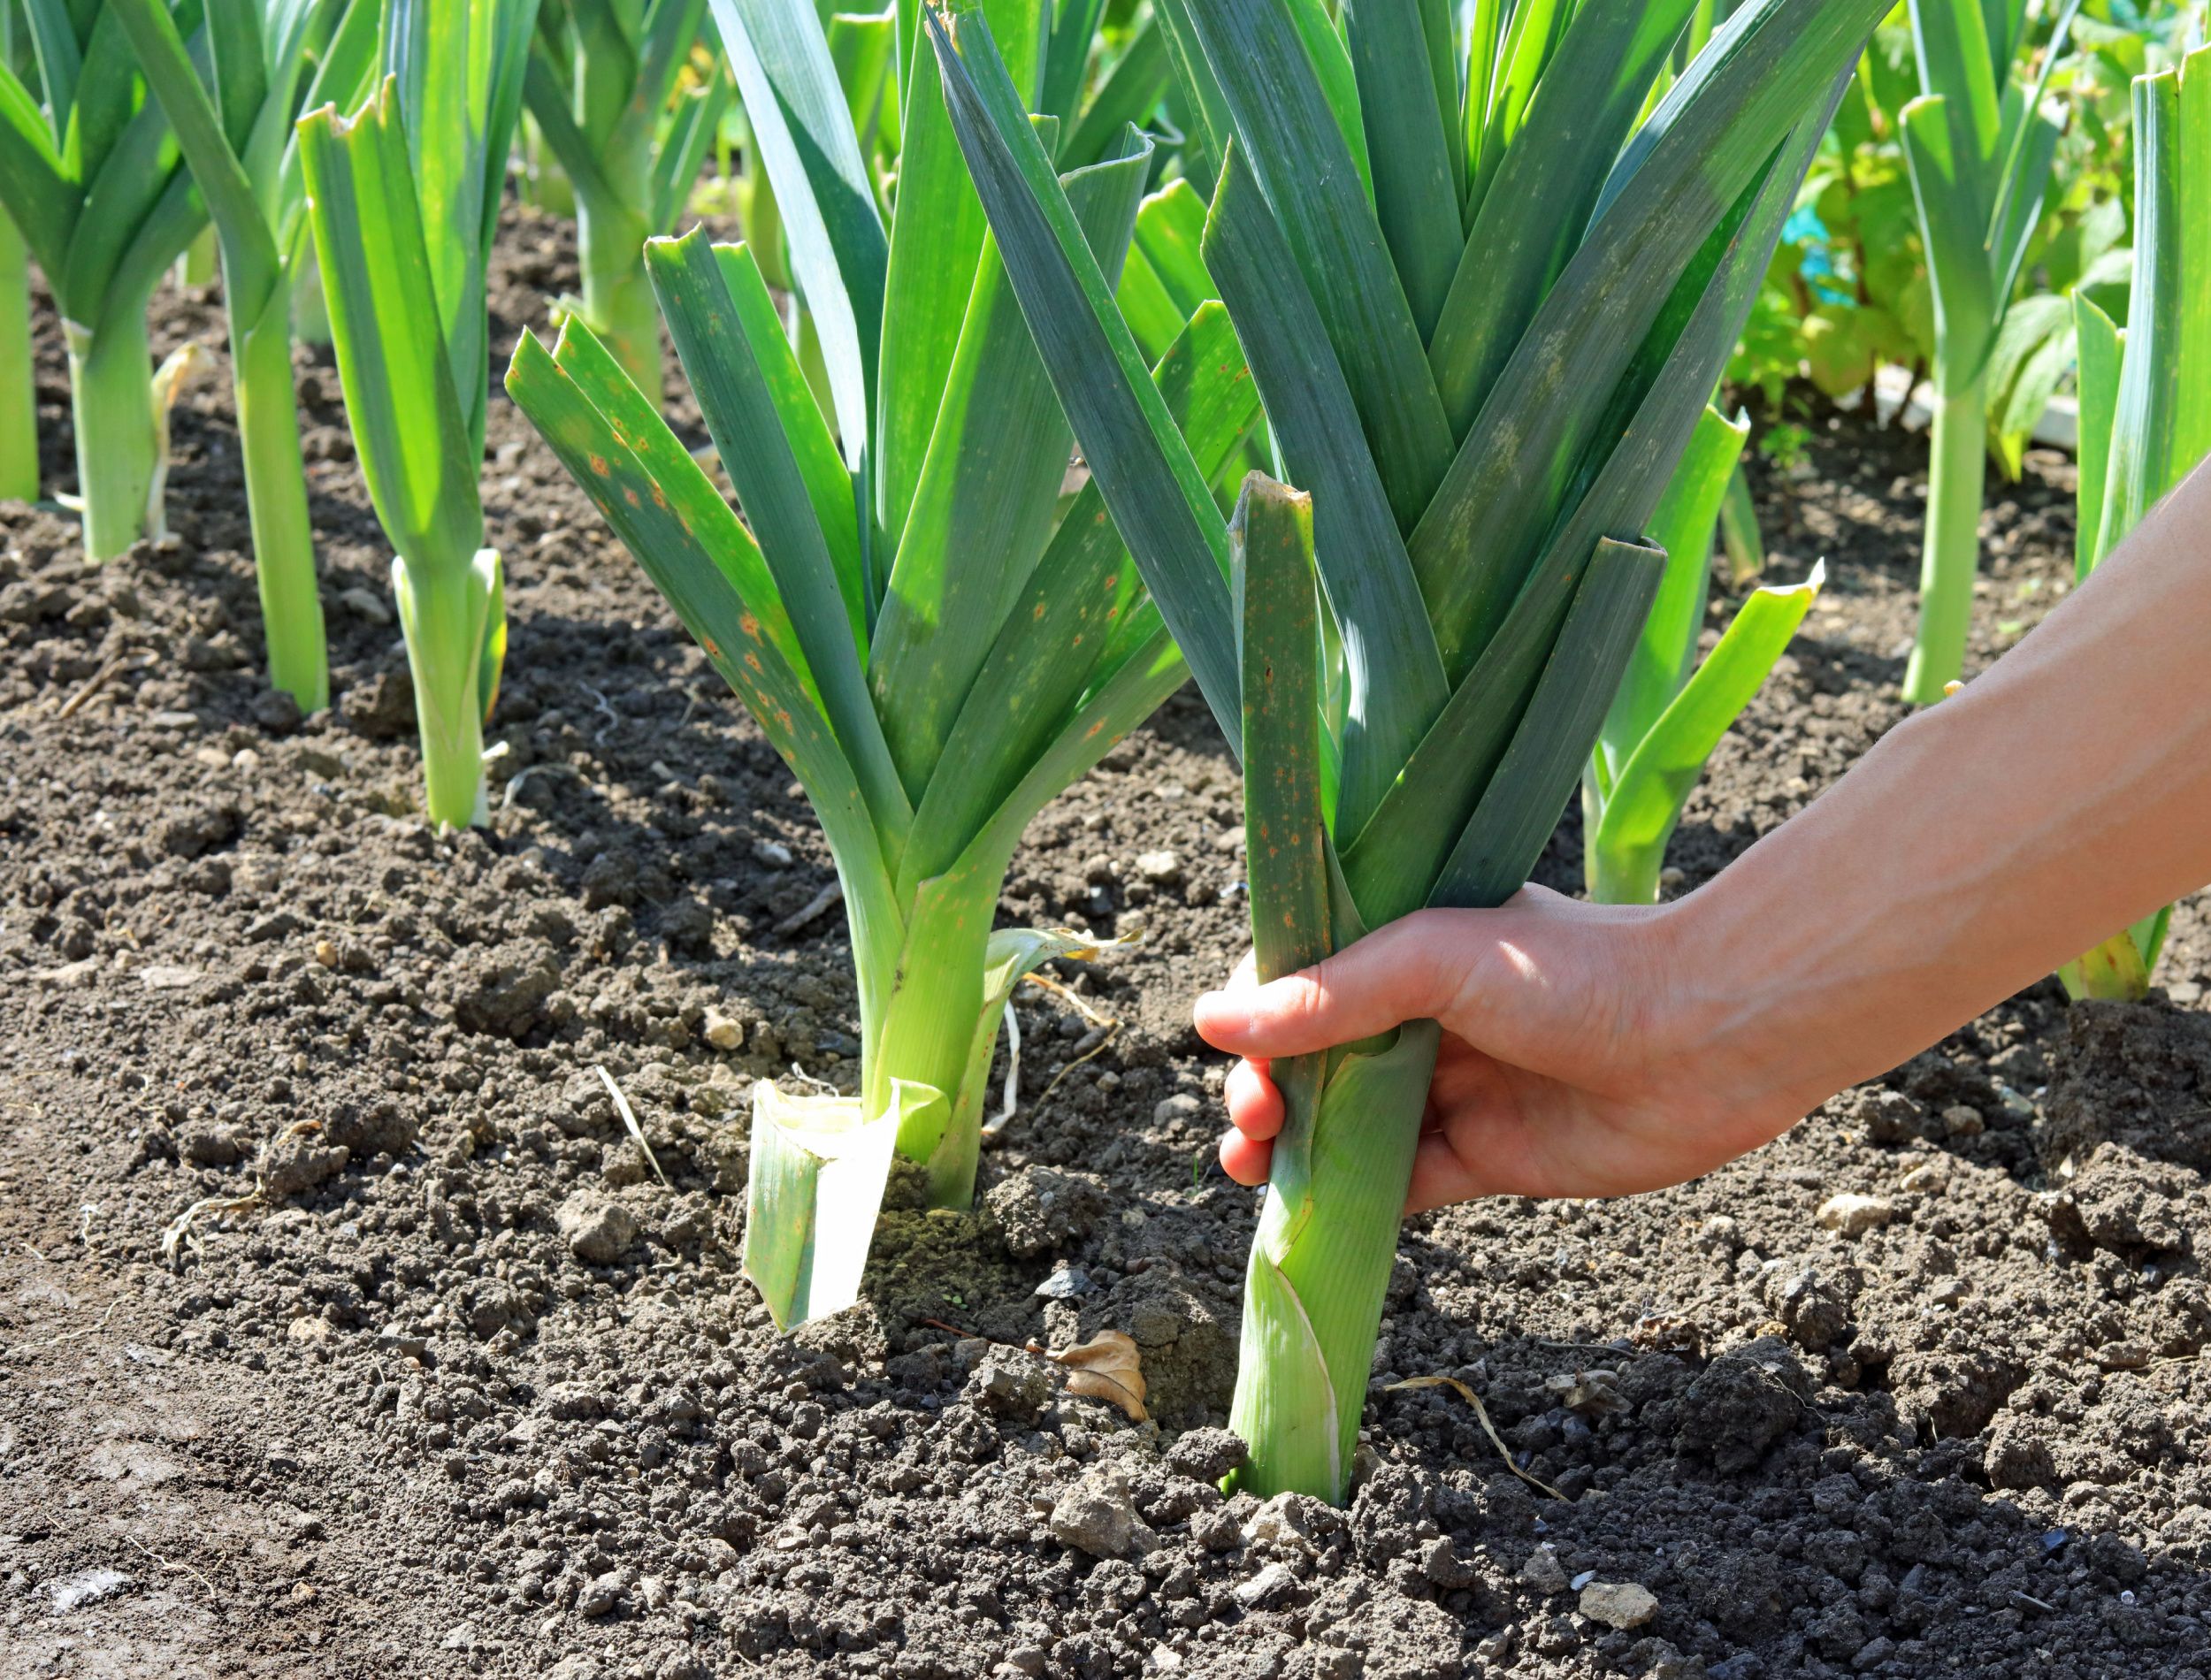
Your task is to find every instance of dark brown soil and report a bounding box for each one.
[5,212,2211,1680]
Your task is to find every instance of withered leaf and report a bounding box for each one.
[1051,1329,1147,1422]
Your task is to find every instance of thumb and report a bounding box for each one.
[1193,910,1471,1058]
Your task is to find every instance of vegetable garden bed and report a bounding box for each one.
[6,210,2211,1680]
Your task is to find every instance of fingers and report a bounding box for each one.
[1223,1059,1282,1140]
[1218,1126,1271,1187]
[1194,910,1473,1059]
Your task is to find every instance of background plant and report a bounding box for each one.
[521,0,728,396]
[0,0,210,558]
[112,0,380,715]
[0,0,34,504]
[509,0,1255,1329]
[299,0,538,827]
[933,0,1887,1501]
[2057,41,2207,1001]
[1583,406,1821,905]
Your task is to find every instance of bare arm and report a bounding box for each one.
[1197,455,2211,1209]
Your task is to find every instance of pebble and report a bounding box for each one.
[1815,1192,1894,1235]
[2094,1340,2151,1371]
[701,1008,744,1051]
[1578,1580,1659,1629]
[1034,1266,1090,1299]
[1134,850,1182,883]
[752,839,793,868]
[557,1189,639,1264]
[336,585,393,624]
[1899,1159,1948,1195]
[1941,1103,1985,1138]
[1049,1469,1150,1559]
[575,1570,623,1617]
[1234,1562,1305,1609]
[1519,1546,1568,1594]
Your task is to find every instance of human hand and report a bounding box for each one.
[1192,886,1797,1212]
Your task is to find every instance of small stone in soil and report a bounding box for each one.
[1235,1562,1307,1610]
[1941,1103,1985,1138]
[558,1188,639,1264]
[1519,1546,1568,1594]
[701,1007,743,1050]
[1578,1580,1658,1629]
[1816,1191,1894,1235]
[1034,1266,1089,1299]
[1048,1467,1151,1559]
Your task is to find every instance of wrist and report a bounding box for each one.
[1637,860,1826,1149]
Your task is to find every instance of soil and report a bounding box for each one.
[6,211,2211,1680]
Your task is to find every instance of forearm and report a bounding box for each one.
[1665,454,2211,1124]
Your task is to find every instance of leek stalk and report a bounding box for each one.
[2057,45,2210,1000]
[112,0,380,714]
[523,0,728,396]
[931,0,1889,1500]
[300,0,538,829]
[0,4,31,503]
[0,200,30,502]
[64,311,163,562]
[0,0,209,558]
[1895,0,2082,703]
[509,0,1248,1329]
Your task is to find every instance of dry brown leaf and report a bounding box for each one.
[1051,1330,1147,1422]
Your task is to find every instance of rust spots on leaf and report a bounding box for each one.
[700,635,722,660]
[651,482,668,510]
[588,454,610,477]
[739,612,761,639]
[624,486,641,508]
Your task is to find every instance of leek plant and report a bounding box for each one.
[930,0,1886,1501]
[521,0,730,397]
[111,0,380,715]
[1583,405,1821,905]
[298,0,537,829]
[2058,42,2209,1003]
[0,0,210,558]
[0,0,34,503]
[1896,0,2080,704]
[507,0,1259,1330]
